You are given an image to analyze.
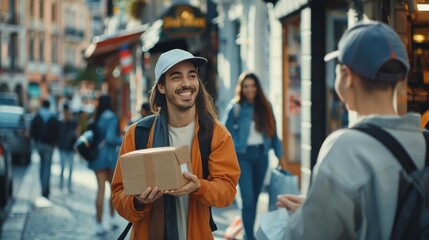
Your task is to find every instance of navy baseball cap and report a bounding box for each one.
[154,49,207,82]
[324,21,410,82]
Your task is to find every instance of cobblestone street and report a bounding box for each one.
[0,149,269,240]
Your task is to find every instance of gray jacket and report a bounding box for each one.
[285,113,425,240]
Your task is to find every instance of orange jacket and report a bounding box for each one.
[421,109,429,129]
[111,118,240,240]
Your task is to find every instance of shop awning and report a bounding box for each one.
[141,19,164,52]
[275,0,309,19]
[140,4,206,52]
[84,25,148,59]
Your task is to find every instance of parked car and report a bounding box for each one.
[0,106,32,165]
[0,141,13,223]
[0,92,18,106]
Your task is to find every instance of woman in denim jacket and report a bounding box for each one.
[222,71,285,240]
[88,94,123,235]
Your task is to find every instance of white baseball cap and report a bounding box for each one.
[154,49,207,82]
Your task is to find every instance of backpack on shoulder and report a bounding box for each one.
[118,115,216,240]
[30,114,59,144]
[73,122,98,162]
[353,123,429,240]
[41,116,60,144]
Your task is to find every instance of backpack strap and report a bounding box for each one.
[352,123,417,173]
[134,115,157,149]
[198,122,217,231]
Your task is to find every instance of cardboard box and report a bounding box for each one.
[120,145,192,195]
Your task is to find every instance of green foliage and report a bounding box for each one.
[126,0,146,20]
[74,67,97,83]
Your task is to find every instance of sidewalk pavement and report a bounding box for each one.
[0,149,269,240]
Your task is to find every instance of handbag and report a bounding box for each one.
[268,167,300,211]
[73,129,97,162]
[256,208,290,240]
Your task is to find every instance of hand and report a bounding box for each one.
[276,194,306,213]
[134,187,164,204]
[277,156,286,169]
[164,172,200,196]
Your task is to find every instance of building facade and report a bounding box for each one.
[62,0,92,95]
[0,0,93,112]
[25,0,62,110]
[0,0,26,107]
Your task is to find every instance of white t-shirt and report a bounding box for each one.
[168,119,195,239]
[247,120,263,145]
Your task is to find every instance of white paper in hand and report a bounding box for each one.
[256,208,290,240]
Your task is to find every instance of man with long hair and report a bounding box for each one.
[111,49,240,239]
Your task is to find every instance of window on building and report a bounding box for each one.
[29,37,34,61]
[66,47,71,65]
[285,18,302,163]
[325,15,348,133]
[39,38,44,62]
[0,32,2,67]
[39,0,44,19]
[51,38,57,63]
[10,33,17,70]
[4,36,9,58]
[51,2,56,22]
[30,0,34,17]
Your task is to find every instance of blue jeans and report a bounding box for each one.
[36,142,54,198]
[237,145,268,240]
[59,150,75,191]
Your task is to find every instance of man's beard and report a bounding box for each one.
[165,88,197,111]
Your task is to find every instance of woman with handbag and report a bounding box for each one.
[88,94,123,235]
[222,71,285,240]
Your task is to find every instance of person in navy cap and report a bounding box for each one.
[275,21,426,239]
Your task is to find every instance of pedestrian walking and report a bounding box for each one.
[30,99,60,199]
[88,94,123,235]
[222,71,285,240]
[58,103,78,192]
[276,21,424,239]
[124,101,152,133]
[111,49,240,240]
[131,102,152,124]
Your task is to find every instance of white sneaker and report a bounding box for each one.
[96,223,107,236]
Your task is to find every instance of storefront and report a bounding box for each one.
[84,26,146,129]
[140,4,218,101]
[406,1,429,118]
[275,0,428,193]
[275,0,328,193]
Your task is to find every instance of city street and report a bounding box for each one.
[0,149,269,240]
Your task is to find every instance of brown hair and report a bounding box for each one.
[234,71,276,137]
[358,60,405,92]
[149,70,217,139]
